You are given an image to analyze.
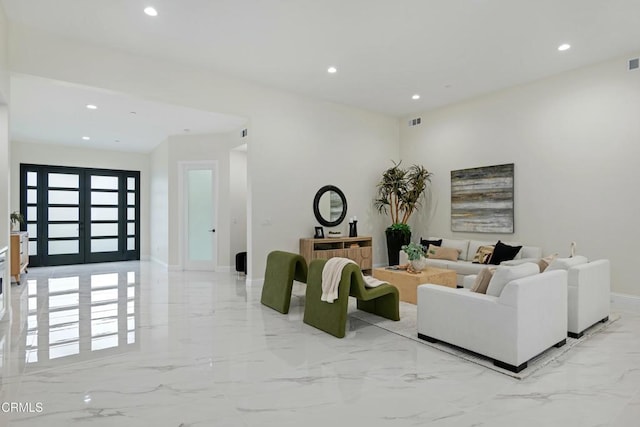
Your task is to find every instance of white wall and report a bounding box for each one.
[229,148,247,268]
[150,139,169,265]
[0,105,8,320]
[9,25,399,280]
[0,6,9,103]
[10,140,152,258]
[401,54,640,296]
[0,5,10,321]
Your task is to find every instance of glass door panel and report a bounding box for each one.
[45,170,83,265]
[85,173,120,263]
[184,164,217,270]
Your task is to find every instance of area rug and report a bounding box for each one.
[348,300,620,380]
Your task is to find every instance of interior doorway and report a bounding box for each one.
[181,161,218,271]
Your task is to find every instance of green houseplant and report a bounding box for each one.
[401,241,424,261]
[374,161,432,265]
[10,211,24,232]
[401,241,427,272]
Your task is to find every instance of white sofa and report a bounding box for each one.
[417,266,568,373]
[547,257,610,338]
[401,237,542,286]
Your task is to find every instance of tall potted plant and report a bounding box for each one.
[374,161,432,265]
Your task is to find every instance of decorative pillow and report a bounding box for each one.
[537,254,558,272]
[426,245,460,261]
[441,239,470,260]
[488,240,523,265]
[470,268,495,294]
[546,255,588,271]
[420,238,442,252]
[486,262,539,297]
[472,245,495,264]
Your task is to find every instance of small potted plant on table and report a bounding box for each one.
[401,241,427,272]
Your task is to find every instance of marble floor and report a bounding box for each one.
[0,261,639,426]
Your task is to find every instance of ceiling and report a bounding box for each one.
[10,75,247,152]
[3,0,640,148]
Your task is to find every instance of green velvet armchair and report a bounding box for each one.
[303,259,399,338]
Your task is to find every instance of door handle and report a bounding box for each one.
[209,229,216,232]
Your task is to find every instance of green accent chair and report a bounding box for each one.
[260,251,308,314]
[303,259,400,338]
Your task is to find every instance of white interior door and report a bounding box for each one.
[183,162,217,270]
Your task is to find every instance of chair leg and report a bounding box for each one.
[554,339,567,348]
[417,333,438,343]
[494,360,528,373]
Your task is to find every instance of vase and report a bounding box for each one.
[410,257,427,272]
[385,229,411,266]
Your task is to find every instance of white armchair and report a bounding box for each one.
[417,269,568,373]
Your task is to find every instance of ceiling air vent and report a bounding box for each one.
[629,58,639,71]
[408,117,422,127]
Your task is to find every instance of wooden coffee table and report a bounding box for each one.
[373,267,457,304]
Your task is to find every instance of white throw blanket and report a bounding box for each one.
[362,275,387,288]
[321,258,356,303]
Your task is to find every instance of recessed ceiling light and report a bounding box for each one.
[82,136,90,141]
[86,104,97,110]
[144,6,158,17]
[130,111,137,115]
[558,43,571,51]
[412,94,420,100]
[327,66,337,74]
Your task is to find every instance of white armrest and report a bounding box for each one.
[567,260,610,334]
[500,258,540,267]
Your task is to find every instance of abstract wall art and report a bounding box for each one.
[451,163,514,233]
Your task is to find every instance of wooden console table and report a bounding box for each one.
[11,232,29,284]
[300,236,372,274]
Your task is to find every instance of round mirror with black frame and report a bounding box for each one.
[313,185,348,227]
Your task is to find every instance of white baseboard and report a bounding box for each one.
[140,255,150,261]
[217,265,231,273]
[168,265,182,272]
[150,257,168,268]
[246,278,264,287]
[611,292,640,310]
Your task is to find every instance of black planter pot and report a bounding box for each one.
[385,228,411,266]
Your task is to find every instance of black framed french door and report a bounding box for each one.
[20,164,140,267]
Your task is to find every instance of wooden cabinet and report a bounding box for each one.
[11,232,29,284]
[300,236,373,274]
